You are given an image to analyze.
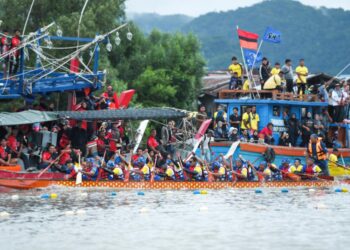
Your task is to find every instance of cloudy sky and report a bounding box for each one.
[126,0,350,16]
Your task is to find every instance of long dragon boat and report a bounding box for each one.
[0,169,347,190]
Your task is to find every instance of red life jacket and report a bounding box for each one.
[103,92,119,109]
[1,36,9,54]
[11,36,20,57]
[7,135,18,151]
[59,152,71,165]
[0,146,9,161]
[305,165,315,175]
[42,151,52,162]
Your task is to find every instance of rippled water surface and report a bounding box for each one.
[1,186,350,250]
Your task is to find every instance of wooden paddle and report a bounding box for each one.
[268,164,301,182]
[297,173,332,181]
[38,152,64,178]
[76,152,82,185]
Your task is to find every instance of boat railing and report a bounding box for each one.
[218,90,321,102]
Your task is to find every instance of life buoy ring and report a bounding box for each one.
[263,147,275,163]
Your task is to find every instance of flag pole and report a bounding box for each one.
[236,26,255,99]
[250,40,263,98]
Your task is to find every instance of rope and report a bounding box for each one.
[22,0,36,36]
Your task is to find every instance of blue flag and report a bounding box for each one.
[243,49,262,68]
[263,27,281,43]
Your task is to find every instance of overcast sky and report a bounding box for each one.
[126,0,350,16]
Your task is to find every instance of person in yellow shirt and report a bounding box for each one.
[295,59,309,95]
[289,158,304,173]
[242,76,250,91]
[263,71,283,90]
[250,106,260,132]
[270,62,281,75]
[228,56,243,87]
[241,106,251,130]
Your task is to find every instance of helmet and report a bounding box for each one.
[211,161,221,169]
[282,158,290,164]
[259,161,267,167]
[107,160,114,168]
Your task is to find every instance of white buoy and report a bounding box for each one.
[308,188,316,193]
[79,192,88,197]
[139,207,149,213]
[199,206,208,212]
[64,211,75,216]
[76,209,86,215]
[0,211,10,217]
[314,203,327,210]
[11,194,19,200]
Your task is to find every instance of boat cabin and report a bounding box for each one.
[215,90,350,148]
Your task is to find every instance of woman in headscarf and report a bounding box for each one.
[287,113,300,146]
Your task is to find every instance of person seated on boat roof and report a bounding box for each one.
[263,71,283,91]
[242,76,250,91]
[258,123,275,145]
[289,158,304,174]
[81,158,99,181]
[0,138,17,166]
[228,56,243,87]
[39,144,59,170]
[304,157,322,177]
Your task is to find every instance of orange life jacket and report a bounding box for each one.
[308,138,327,161]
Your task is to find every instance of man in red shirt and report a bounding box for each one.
[0,138,13,166]
[258,123,275,145]
[147,129,160,153]
[39,144,58,170]
[9,29,21,76]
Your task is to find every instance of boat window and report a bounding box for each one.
[273,106,280,117]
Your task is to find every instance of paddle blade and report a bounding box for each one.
[76,172,82,185]
[224,141,240,160]
[284,172,301,182]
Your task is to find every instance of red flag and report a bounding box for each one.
[237,28,259,50]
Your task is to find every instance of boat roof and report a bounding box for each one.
[0,108,188,126]
[215,98,328,107]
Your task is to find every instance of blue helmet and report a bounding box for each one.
[259,161,267,167]
[107,160,114,168]
[166,159,172,165]
[86,158,95,163]
[137,156,146,165]
[211,161,221,169]
[282,158,290,164]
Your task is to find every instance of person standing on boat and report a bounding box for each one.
[241,106,251,131]
[70,121,88,156]
[263,71,283,91]
[196,105,208,130]
[229,107,241,131]
[295,59,309,95]
[331,83,343,123]
[200,131,213,163]
[259,57,271,89]
[228,56,243,88]
[213,106,228,138]
[281,59,294,93]
[9,29,21,76]
[1,30,10,79]
[270,62,281,75]
[250,106,260,135]
[287,113,300,146]
[307,134,329,176]
[300,112,314,147]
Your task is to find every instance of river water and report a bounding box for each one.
[1,186,350,250]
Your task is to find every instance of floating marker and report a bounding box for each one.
[193,190,200,195]
[281,188,289,193]
[308,188,316,193]
[76,209,86,215]
[137,191,145,196]
[200,190,208,195]
[64,211,75,216]
[79,192,88,197]
[111,192,117,196]
[199,206,208,212]
[40,194,50,199]
[11,195,19,200]
[342,188,348,193]
[255,189,263,194]
[315,203,327,210]
[0,211,10,217]
[50,193,58,199]
[139,207,149,213]
[335,188,342,193]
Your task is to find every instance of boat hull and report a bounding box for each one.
[0,178,345,190]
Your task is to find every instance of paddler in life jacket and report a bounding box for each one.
[258,161,272,181]
[233,159,251,180]
[183,155,204,181]
[289,158,304,174]
[82,158,99,180]
[266,162,282,180]
[304,157,322,178]
[307,134,329,176]
[210,161,226,181]
[106,160,124,181]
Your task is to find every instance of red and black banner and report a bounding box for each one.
[237,28,259,50]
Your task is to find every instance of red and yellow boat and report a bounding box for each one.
[0,169,348,190]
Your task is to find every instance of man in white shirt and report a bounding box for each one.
[332,83,343,122]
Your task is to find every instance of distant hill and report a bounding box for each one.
[128,13,193,33]
[182,0,350,74]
